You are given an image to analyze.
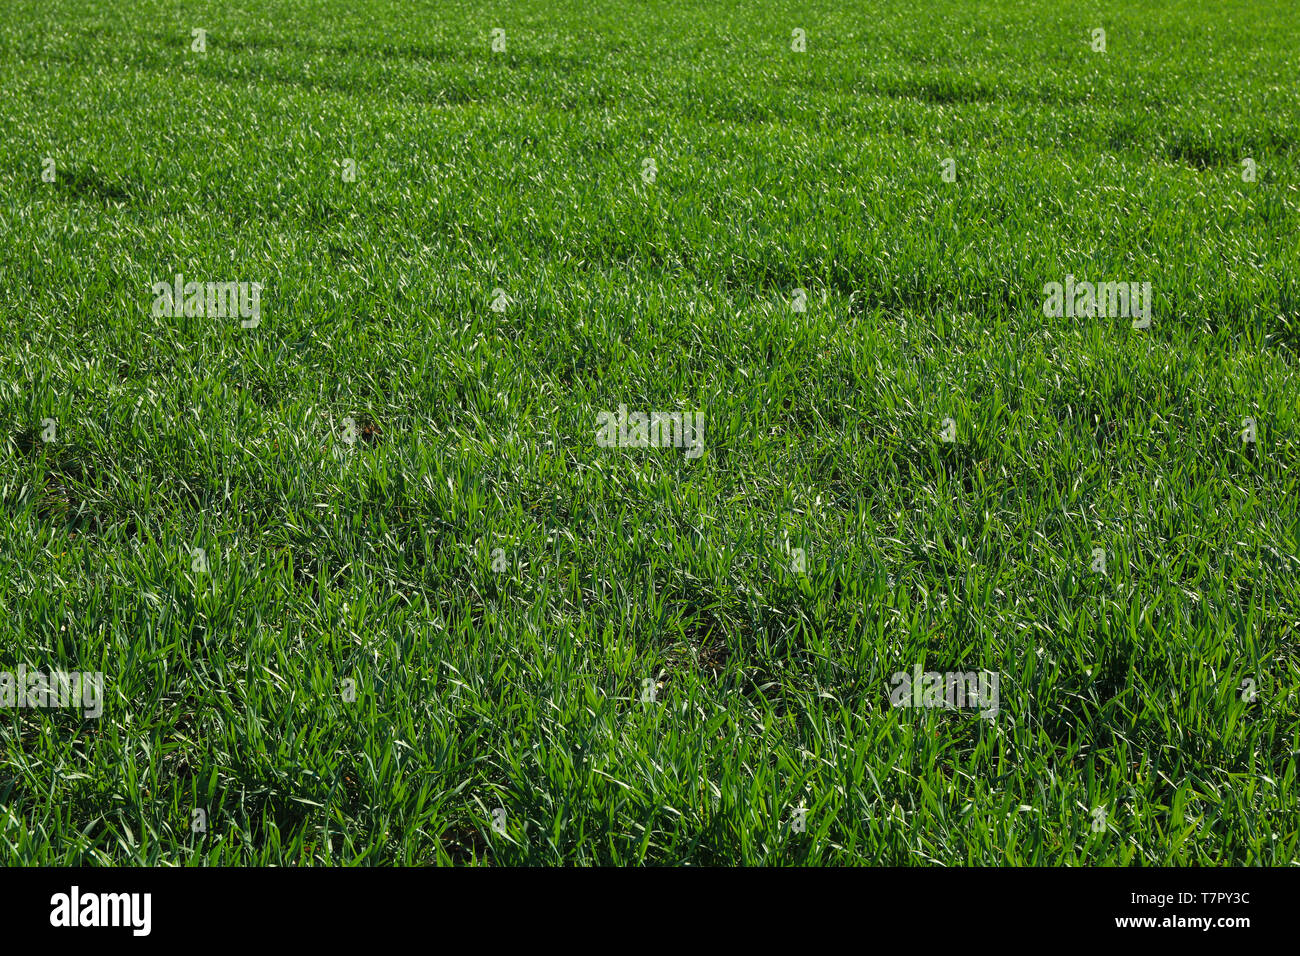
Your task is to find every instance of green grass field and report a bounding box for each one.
[1,0,1298,865]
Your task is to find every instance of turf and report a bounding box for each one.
[0,0,1298,865]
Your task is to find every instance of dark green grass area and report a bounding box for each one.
[0,0,1297,864]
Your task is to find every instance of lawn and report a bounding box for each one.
[0,0,1297,864]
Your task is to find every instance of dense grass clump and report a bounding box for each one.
[0,0,1297,864]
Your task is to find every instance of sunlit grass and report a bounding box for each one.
[0,0,1297,864]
